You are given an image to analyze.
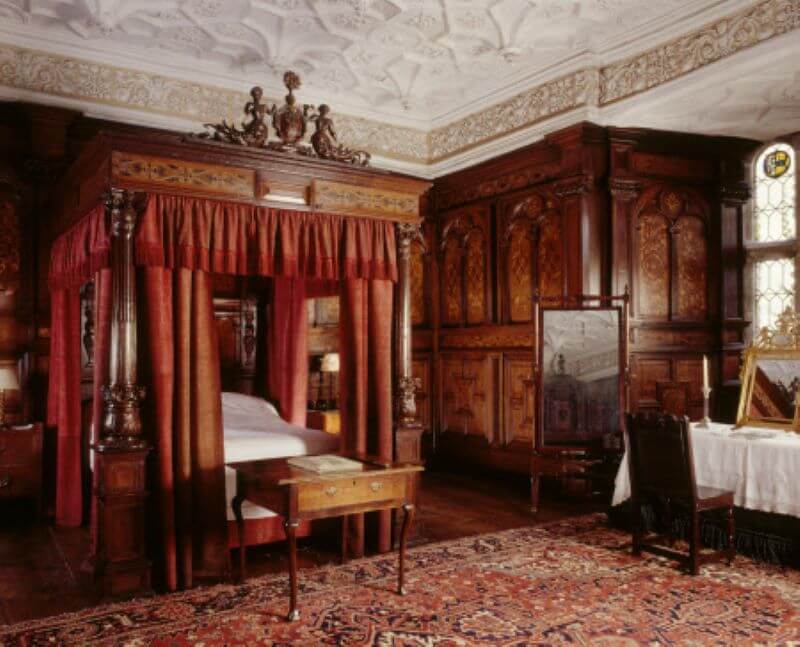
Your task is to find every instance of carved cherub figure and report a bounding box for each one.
[310,104,337,157]
[241,86,269,147]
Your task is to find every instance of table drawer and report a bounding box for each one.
[298,474,406,513]
[0,430,41,467]
[0,465,40,499]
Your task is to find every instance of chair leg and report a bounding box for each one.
[664,498,675,547]
[631,500,643,557]
[726,506,735,566]
[689,509,700,575]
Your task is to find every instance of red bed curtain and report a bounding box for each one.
[48,204,110,528]
[339,279,394,556]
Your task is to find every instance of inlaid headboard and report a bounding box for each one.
[213,297,258,395]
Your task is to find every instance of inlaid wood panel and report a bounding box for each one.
[675,216,708,319]
[503,354,534,445]
[637,213,670,318]
[538,215,563,298]
[506,227,533,322]
[439,206,490,327]
[464,231,487,324]
[439,353,493,442]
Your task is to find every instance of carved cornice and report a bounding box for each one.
[609,178,643,203]
[720,181,751,206]
[553,175,595,199]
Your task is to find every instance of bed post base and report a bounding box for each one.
[91,188,151,596]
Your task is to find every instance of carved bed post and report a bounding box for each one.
[395,223,424,463]
[92,188,150,595]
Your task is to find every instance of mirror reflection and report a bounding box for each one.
[541,309,620,446]
[746,357,800,422]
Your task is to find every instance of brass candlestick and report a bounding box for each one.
[696,386,712,428]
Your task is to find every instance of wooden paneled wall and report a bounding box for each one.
[420,122,759,473]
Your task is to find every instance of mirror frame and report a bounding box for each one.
[533,293,630,454]
[736,308,800,432]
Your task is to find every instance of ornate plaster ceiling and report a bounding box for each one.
[0,0,749,124]
[0,0,797,175]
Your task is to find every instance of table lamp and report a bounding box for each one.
[0,360,19,428]
[320,352,340,410]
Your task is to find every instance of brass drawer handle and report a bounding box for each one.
[324,486,338,497]
[0,476,9,489]
[370,481,383,492]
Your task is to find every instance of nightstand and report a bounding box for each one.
[0,423,43,514]
[306,410,340,435]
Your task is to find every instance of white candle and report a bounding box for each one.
[702,355,709,391]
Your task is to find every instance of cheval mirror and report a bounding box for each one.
[530,293,629,513]
[736,307,800,432]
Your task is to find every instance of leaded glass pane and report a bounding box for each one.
[753,143,796,242]
[754,258,795,331]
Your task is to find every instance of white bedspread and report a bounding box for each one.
[222,393,339,520]
[612,421,800,518]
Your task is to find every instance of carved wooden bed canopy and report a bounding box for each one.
[48,118,431,595]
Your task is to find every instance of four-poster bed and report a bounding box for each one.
[46,124,430,596]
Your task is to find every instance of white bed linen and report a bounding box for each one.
[612,421,800,517]
[222,395,339,520]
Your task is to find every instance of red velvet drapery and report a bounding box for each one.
[140,267,229,590]
[339,279,395,556]
[48,204,110,527]
[49,193,398,585]
[268,278,309,426]
[136,194,397,281]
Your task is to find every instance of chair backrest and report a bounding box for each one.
[626,412,697,502]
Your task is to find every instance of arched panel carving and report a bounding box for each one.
[637,213,670,318]
[633,185,710,322]
[442,236,462,325]
[465,230,486,324]
[410,239,426,327]
[537,215,563,299]
[507,224,533,322]
[675,216,708,319]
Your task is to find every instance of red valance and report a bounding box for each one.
[48,204,111,290]
[136,194,398,282]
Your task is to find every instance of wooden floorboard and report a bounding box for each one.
[0,470,601,625]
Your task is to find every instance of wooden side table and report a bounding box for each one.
[0,423,43,515]
[306,409,340,435]
[229,456,422,621]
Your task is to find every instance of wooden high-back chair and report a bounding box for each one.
[626,412,735,575]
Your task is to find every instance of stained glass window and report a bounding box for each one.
[754,258,795,332]
[753,143,795,243]
[749,142,797,332]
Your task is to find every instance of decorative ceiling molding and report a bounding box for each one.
[0,0,797,176]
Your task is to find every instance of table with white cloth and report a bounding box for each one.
[612,422,800,518]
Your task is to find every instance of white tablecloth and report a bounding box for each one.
[612,422,800,518]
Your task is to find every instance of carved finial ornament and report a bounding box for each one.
[753,307,800,350]
[199,71,370,166]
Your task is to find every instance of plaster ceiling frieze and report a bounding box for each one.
[429,68,600,162]
[599,0,800,105]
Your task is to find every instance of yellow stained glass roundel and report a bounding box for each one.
[764,149,791,178]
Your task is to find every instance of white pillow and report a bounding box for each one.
[221,392,280,418]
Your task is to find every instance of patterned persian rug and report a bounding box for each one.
[2,514,799,646]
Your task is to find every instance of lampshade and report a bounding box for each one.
[320,353,340,373]
[0,361,19,391]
